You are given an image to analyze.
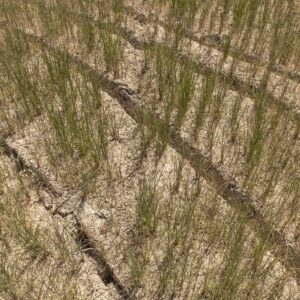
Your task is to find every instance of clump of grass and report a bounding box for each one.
[176,62,195,128]
[167,0,198,43]
[36,0,69,38]
[0,191,49,264]
[154,46,177,111]
[78,14,96,53]
[154,46,195,129]
[40,48,110,191]
[138,110,170,158]
[1,0,299,299]
[135,180,159,238]
[214,219,248,299]
[206,81,227,154]
[0,27,43,126]
[157,179,220,299]
[100,24,122,77]
[129,179,159,288]
[0,155,87,299]
[111,0,125,24]
[245,94,267,179]
[229,94,243,143]
[193,73,216,138]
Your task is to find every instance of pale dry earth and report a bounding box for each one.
[0,1,300,299]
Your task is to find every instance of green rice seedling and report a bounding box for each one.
[111,0,125,24]
[0,28,43,125]
[13,217,50,261]
[212,208,288,300]
[36,0,63,38]
[215,219,248,299]
[171,157,184,194]
[232,0,249,32]
[258,114,291,199]
[221,33,233,61]
[229,94,243,143]
[78,14,96,53]
[218,0,233,35]
[0,161,87,299]
[152,180,200,298]
[41,47,73,100]
[135,180,159,238]
[285,176,300,221]
[128,247,148,289]
[107,109,120,141]
[207,82,227,154]
[195,11,207,32]
[169,0,198,30]
[40,47,110,191]
[32,0,74,40]
[99,25,122,77]
[159,0,198,49]
[0,0,15,20]
[154,46,177,119]
[194,73,216,137]
[0,192,50,262]
[139,110,170,158]
[156,234,177,297]
[267,1,298,68]
[154,45,194,131]
[74,0,96,52]
[49,222,83,276]
[128,178,159,288]
[232,0,261,47]
[243,240,277,299]
[0,257,20,300]
[245,94,267,178]
[176,62,195,128]
[168,190,203,297]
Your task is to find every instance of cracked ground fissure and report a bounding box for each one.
[2,29,299,285]
[0,136,131,299]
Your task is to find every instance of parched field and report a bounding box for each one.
[0,1,299,299]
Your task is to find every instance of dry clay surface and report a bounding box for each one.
[0,152,121,299]
[1,1,300,299]
[3,61,300,299]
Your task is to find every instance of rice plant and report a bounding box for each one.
[0,0,299,299]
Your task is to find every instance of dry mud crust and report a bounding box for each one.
[3,113,300,299]
[0,152,120,300]
[12,0,300,118]
[136,44,300,254]
[125,0,300,84]
[179,73,299,238]
[3,81,144,297]
[125,10,300,250]
[5,0,146,93]
[23,1,300,123]
[2,32,299,296]
[1,2,300,298]
[120,6,300,117]
[120,1,300,117]
[8,25,300,277]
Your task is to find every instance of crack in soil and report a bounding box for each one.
[74,215,130,299]
[0,137,61,198]
[5,5,299,124]
[0,136,132,300]
[47,7,300,126]
[1,25,299,288]
[13,33,300,285]
[125,4,300,85]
